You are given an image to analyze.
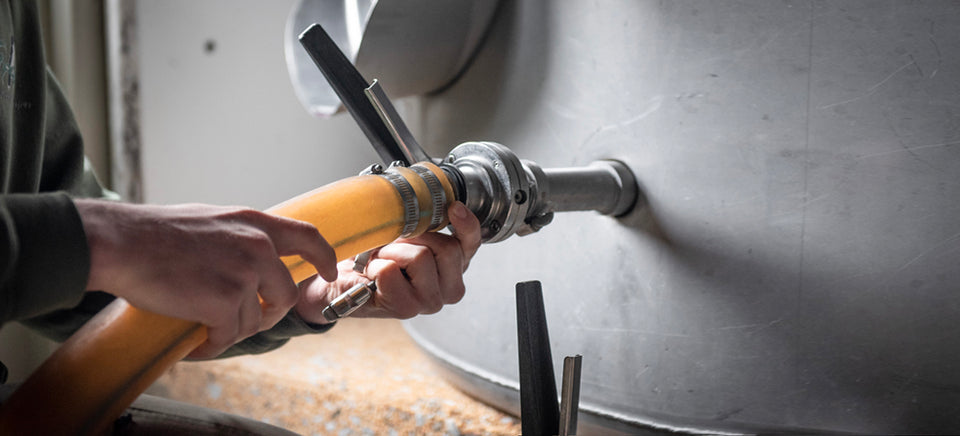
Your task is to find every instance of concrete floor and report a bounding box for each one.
[152,318,520,436]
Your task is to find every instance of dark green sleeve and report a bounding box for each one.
[0,1,96,325]
[0,192,89,322]
[24,297,336,359]
[10,68,118,332]
[214,313,335,359]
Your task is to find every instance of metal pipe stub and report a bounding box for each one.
[445,142,533,243]
[445,141,640,243]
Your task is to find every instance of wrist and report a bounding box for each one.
[294,308,333,326]
[73,199,125,292]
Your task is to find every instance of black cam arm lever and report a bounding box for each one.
[297,23,431,166]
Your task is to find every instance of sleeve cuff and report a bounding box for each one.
[1,192,89,320]
[272,310,337,336]
[216,311,335,359]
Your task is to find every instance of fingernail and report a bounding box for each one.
[451,202,468,219]
[324,267,339,282]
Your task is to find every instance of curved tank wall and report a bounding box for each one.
[405,1,960,434]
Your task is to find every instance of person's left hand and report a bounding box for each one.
[294,201,482,323]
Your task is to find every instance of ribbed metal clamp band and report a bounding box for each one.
[379,170,419,237]
[411,165,447,231]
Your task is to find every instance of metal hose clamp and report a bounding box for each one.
[378,169,419,237]
[411,165,447,231]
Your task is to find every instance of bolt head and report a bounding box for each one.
[514,190,527,204]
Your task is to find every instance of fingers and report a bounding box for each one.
[190,288,262,360]
[389,233,466,303]
[199,210,337,356]
[363,260,421,319]
[370,243,445,315]
[446,202,482,269]
[364,201,479,314]
[251,213,339,282]
[255,256,300,329]
[77,201,344,360]
[194,209,337,357]
[354,201,480,319]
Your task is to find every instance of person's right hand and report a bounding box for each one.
[74,199,338,359]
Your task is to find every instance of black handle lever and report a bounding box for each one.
[297,23,411,165]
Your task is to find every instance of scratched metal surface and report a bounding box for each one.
[405,1,960,433]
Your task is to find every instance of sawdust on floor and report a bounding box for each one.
[153,317,520,436]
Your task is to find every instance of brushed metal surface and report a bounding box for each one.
[285,0,500,116]
[406,1,960,433]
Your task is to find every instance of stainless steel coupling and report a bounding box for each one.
[443,141,639,243]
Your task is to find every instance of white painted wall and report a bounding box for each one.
[137,0,382,209]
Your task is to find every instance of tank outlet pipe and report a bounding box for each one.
[0,145,639,434]
[444,141,638,243]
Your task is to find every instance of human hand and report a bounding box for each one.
[294,201,482,323]
[74,199,338,359]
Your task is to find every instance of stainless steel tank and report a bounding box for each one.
[401,1,960,434]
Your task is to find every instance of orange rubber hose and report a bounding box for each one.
[0,163,454,435]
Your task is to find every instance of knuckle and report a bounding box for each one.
[216,270,255,296]
[242,317,260,337]
[387,296,420,320]
[424,299,443,314]
[294,219,320,237]
[397,306,419,320]
[410,246,434,265]
[243,230,275,253]
[430,238,457,258]
[272,285,300,309]
[196,292,233,322]
[447,282,466,304]
[229,207,263,221]
[205,304,234,328]
[377,261,402,280]
[206,325,237,349]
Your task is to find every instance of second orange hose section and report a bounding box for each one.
[0,162,455,435]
